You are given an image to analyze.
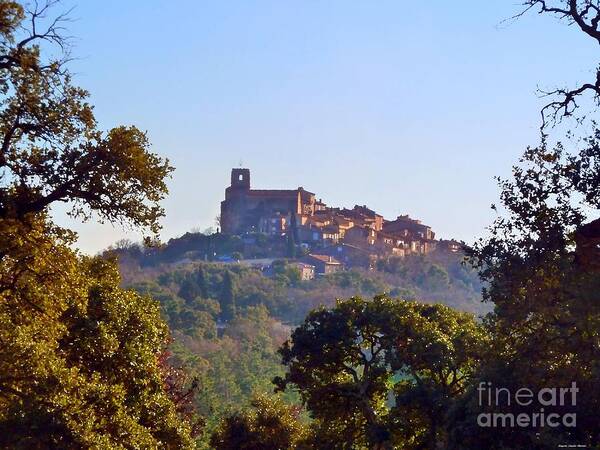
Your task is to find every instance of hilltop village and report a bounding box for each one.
[220,168,460,276]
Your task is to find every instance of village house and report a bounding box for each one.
[288,262,316,280]
[383,215,435,240]
[320,243,377,269]
[344,225,377,247]
[340,205,384,231]
[438,239,463,253]
[304,254,343,275]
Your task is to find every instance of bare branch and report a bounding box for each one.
[514,1,600,128]
[538,76,600,128]
[19,1,75,53]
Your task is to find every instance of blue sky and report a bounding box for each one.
[51,1,597,254]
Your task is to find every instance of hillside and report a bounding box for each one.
[113,231,488,322]
[107,230,487,445]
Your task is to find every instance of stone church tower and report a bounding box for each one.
[220,168,317,235]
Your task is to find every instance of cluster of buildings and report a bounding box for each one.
[220,168,458,274]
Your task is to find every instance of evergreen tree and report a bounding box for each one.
[195,266,209,298]
[286,233,297,259]
[220,271,237,321]
[290,212,300,244]
[178,275,201,303]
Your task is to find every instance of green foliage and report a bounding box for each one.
[419,264,450,290]
[275,295,488,449]
[220,271,237,321]
[0,218,196,448]
[122,252,486,448]
[179,268,210,302]
[462,138,600,448]
[130,231,289,266]
[271,259,302,287]
[0,2,172,235]
[129,264,302,446]
[125,255,485,328]
[210,393,307,450]
[0,2,196,446]
[168,305,295,448]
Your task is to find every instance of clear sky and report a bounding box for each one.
[51,1,597,254]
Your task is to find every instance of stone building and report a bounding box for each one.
[288,262,316,280]
[383,215,435,240]
[304,254,343,275]
[219,168,439,263]
[220,168,317,235]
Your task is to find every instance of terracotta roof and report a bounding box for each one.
[352,205,379,217]
[307,254,342,265]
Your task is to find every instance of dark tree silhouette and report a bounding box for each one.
[220,271,237,321]
[195,266,209,298]
[517,1,600,127]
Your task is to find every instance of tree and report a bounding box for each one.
[0,218,197,448]
[209,393,307,450]
[417,263,449,291]
[275,295,488,449]
[196,266,208,298]
[178,274,201,303]
[220,271,237,321]
[0,1,196,447]
[286,232,297,259]
[272,259,302,287]
[463,137,600,448]
[159,350,204,438]
[457,3,600,446]
[0,0,172,234]
[290,212,300,244]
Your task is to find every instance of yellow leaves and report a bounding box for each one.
[0,2,24,39]
[0,18,170,236]
[211,392,308,449]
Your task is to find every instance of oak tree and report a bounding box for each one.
[275,296,488,449]
[0,0,172,234]
[0,1,196,447]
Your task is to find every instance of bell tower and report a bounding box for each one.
[230,168,250,190]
